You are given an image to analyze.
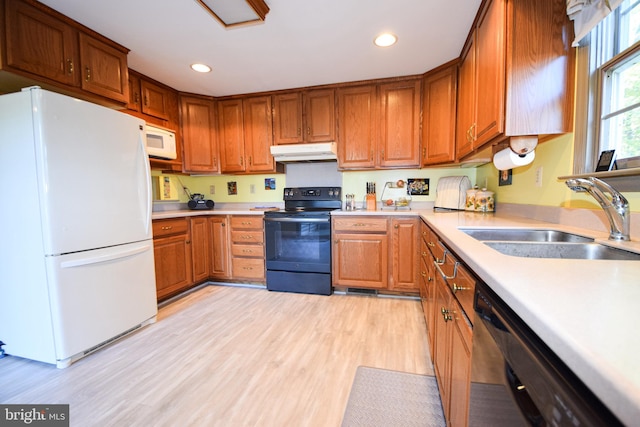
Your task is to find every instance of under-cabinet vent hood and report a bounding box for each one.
[270,142,337,162]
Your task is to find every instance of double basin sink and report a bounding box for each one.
[461,228,640,261]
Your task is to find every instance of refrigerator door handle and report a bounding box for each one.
[139,130,152,235]
[60,244,152,269]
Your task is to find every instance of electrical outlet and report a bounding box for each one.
[209,185,215,195]
[535,167,543,187]
[250,184,256,194]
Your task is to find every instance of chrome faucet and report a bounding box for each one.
[565,177,630,241]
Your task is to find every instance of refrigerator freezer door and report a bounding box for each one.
[46,240,158,367]
[32,89,151,255]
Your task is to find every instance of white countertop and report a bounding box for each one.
[154,207,640,424]
[416,210,640,426]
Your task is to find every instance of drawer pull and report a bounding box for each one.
[453,283,468,293]
[161,226,173,231]
[434,259,458,280]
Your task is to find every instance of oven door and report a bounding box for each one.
[264,216,331,273]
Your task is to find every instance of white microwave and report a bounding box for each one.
[145,124,177,160]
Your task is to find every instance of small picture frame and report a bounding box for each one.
[498,169,512,186]
[595,150,616,172]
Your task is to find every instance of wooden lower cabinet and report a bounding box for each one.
[230,215,265,282]
[208,216,230,279]
[389,217,419,291]
[424,219,473,426]
[190,217,210,283]
[332,216,418,292]
[152,218,193,301]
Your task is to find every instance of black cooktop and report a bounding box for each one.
[265,186,342,215]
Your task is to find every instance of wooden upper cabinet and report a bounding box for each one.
[456,0,574,159]
[3,0,129,104]
[4,0,78,86]
[273,92,303,144]
[78,33,128,103]
[473,0,505,148]
[127,73,141,111]
[243,96,275,173]
[140,79,170,120]
[304,89,335,143]
[336,84,377,169]
[422,63,458,166]
[456,37,476,160]
[379,80,421,168]
[180,94,219,174]
[218,99,245,173]
[273,89,335,144]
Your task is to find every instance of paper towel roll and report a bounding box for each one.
[493,147,535,170]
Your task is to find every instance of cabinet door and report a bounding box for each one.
[304,89,335,143]
[127,73,141,112]
[336,85,377,169]
[181,95,219,173]
[456,38,476,160]
[5,0,78,86]
[332,233,388,289]
[190,217,210,283]
[273,92,303,144]
[474,0,506,147]
[243,96,275,172]
[434,274,452,419]
[423,65,457,165]
[78,33,128,103]
[449,307,472,427]
[390,218,419,291]
[153,234,193,300]
[141,79,170,120]
[379,80,421,168]
[218,99,246,173]
[208,216,230,279]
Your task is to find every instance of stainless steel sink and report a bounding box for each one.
[484,241,640,261]
[462,228,594,243]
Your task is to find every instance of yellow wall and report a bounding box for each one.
[476,134,640,212]
[154,136,639,212]
[151,171,285,204]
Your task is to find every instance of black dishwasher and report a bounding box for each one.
[469,281,623,426]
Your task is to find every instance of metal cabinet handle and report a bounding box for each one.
[85,67,91,82]
[67,59,74,74]
[453,283,468,293]
[434,259,459,280]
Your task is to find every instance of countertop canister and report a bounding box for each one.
[475,188,495,212]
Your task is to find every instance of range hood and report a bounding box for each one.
[270,142,337,162]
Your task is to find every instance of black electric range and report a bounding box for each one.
[263,187,342,295]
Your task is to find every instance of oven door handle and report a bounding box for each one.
[264,217,330,223]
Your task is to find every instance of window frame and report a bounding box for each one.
[573,0,640,175]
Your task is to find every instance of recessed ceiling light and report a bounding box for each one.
[374,33,397,47]
[191,63,212,73]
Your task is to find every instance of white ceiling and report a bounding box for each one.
[39,0,482,97]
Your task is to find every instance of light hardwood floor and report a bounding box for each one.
[0,284,432,426]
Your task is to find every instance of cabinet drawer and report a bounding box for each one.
[426,228,446,262]
[231,230,264,244]
[333,217,388,232]
[231,244,264,257]
[153,218,189,238]
[232,257,265,279]
[230,216,263,230]
[449,264,476,320]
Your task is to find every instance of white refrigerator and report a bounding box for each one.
[0,87,158,368]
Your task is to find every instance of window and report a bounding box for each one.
[577,0,640,172]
